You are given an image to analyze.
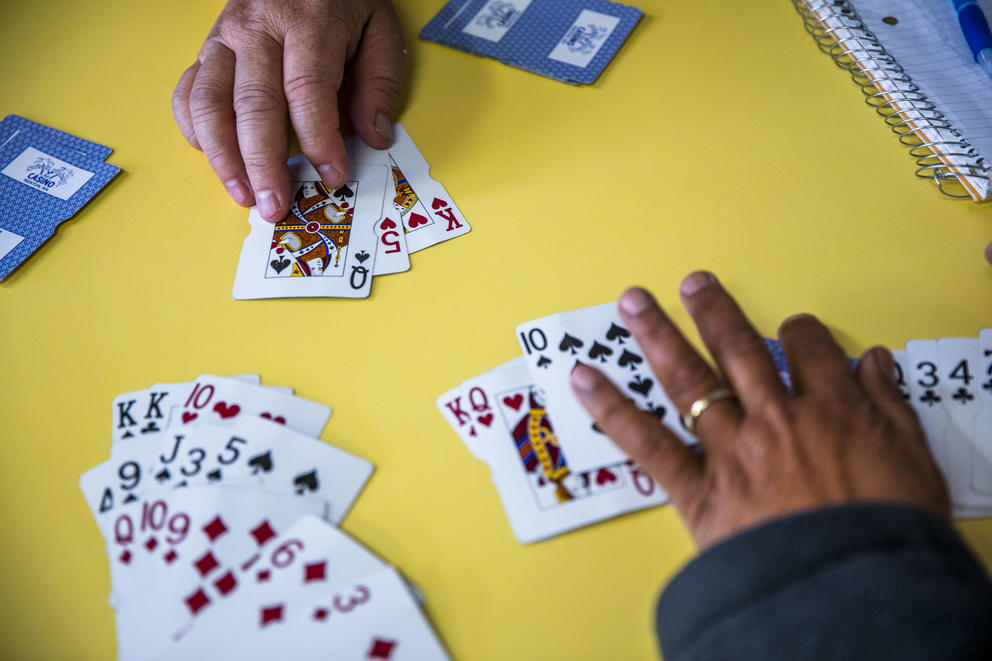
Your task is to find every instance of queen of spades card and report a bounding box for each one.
[266,181,356,278]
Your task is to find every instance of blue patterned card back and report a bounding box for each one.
[419,0,642,84]
[0,127,119,281]
[764,337,860,380]
[0,115,113,162]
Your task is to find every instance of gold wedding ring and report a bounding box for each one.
[682,388,737,434]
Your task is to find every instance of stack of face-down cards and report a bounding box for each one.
[438,303,992,543]
[419,0,643,85]
[0,115,120,281]
[233,124,470,300]
[80,374,449,661]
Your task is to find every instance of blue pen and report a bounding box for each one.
[952,0,992,79]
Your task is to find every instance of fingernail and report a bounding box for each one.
[680,271,715,297]
[257,190,281,221]
[784,313,816,325]
[619,287,654,317]
[318,164,346,188]
[374,113,393,143]
[874,348,896,383]
[225,179,251,205]
[570,361,598,394]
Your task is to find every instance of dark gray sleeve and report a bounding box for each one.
[656,503,992,661]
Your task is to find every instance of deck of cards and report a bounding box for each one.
[232,124,469,300]
[420,0,643,85]
[0,115,119,281]
[439,302,992,543]
[80,373,449,661]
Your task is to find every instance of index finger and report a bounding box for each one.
[233,33,291,221]
[283,24,349,188]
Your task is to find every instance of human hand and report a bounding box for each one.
[172,0,404,221]
[570,272,949,550]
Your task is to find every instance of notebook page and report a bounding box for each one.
[855,0,992,167]
[802,0,989,198]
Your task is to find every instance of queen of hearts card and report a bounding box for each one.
[507,389,576,505]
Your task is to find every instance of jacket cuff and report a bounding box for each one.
[656,503,983,657]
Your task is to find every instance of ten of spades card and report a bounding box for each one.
[515,302,693,473]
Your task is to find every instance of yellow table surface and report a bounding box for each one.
[2,1,991,659]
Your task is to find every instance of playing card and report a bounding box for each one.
[232,162,388,299]
[935,338,988,508]
[287,154,410,276]
[347,123,470,253]
[906,339,957,494]
[891,349,911,402]
[157,515,448,660]
[242,565,450,661]
[516,302,692,473]
[80,436,169,538]
[109,487,328,661]
[156,514,385,657]
[974,330,992,495]
[438,357,668,542]
[891,345,947,475]
[148,417,373,524]
[111,375,262,444]
[436,361,512,463]
[0,126,119,281]
[419,0,643,85]
[164,568,447,661]
[165,375,331,437]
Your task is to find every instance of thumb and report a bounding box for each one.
[348,3,405,149]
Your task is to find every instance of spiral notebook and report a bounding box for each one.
[794,0,992,200]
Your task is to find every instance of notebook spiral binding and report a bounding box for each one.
[793,0,990,198]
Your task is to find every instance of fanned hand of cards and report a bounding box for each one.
[81,373,449,661]
[438,303,992,543]
[233,124,470,300]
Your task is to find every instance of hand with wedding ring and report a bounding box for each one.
[570,271,950,550]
